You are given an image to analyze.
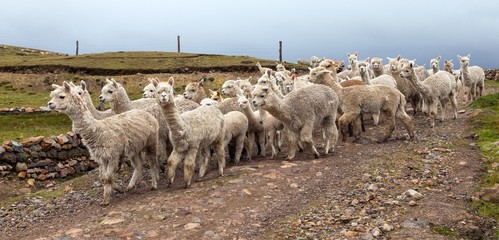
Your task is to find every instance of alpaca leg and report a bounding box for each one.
[183,147,199,188]
[234,134,245,163]
[148,152,159,190]
[323,116,338,155]
[286,130,298,160]
[450,93,458,119]
[257,131,266,157]
[166,150,183,186]
[198,147,210,178]
[247,132,255,158]
[352,116,362,141]
[214,135,226,177]
[381,113,396,142]
[101,158,118,206]
[299,124,319,159]
[126,154,143,191]
[396,109,415,139]
[372,112,380,126]
[339,112,358,141]
[429,102,438,127]
[268,130,277,159]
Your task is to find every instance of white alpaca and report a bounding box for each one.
[429,56,441,74]
[48,82,159,205]
[256,62,272,75]
[458,54,485,101]
[400,61,458,127]
[222,111,248,163]
[143,77,160,98]
[251,84,339,160]
[155,78,225,188]
[237,94,266,159]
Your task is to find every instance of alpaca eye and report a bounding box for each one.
[108,90,113,94]
[60,96,65,99]
[150,90,154,92]
[191,89,195,92]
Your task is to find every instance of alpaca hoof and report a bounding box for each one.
[150,185,158,191]
[314,153,320,159]
[100,201,110,206]
[184,183,191,189]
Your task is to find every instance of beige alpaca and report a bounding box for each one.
[209,89,224,102]
[183,79,207,104]
[143,77,160,98]
[387,56,422,115]
[309,69,415,142]
[256,62,271,75]
[48,82,159,205]
[237,94,266,158]
[155,78,225,188]
[400,61,458,127]
[222,111,248,163]
[251,84,339,160]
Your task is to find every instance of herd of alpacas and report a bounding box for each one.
[47,53,485,205]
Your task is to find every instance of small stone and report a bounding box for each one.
[382,223,394,232]
[145,230,158,238]
[371,227,382,237]
[19,187,32,194]
[367,184,378,191]
[18,171,27,179]
[401,219,430,228]
[16,162,28,172]
[351,198,359,206]
[37,174,47,181]
[406,189,424,200]
[359,232,374,240]
[408,200,417,206]
[344,231,358,237]
[316,172,323,177]
[100,217,125,225]
[65,228,83,237]
[204,230,215,237]
[459,161,467,166]
[184,222,200,230]
[290,183,299,188]
[27,178,35,186]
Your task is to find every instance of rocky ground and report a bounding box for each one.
[0,87,498,240]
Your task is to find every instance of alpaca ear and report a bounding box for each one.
[396,55,401,60]
[52,84,62,90]
[167,77,174,86]
[248,76,252,81]
[437,56,441,61]
[236,93,243,98]
[466,54,470,58]
[457,55,462,59]
[63,81,72,92]
[106,78,113,85]
[81,80,87,91]
[198,78,204,87]
[110,78,118,86]
[151,78,159,87]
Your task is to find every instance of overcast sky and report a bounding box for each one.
[1,0,497,68]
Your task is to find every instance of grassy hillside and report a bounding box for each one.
[0,44,303,74]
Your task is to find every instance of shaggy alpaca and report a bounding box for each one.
[143,77,160,98]
[400,61,458,127]
[444,60,463,94]
[222,111,248,163]
[297,59,311,66]
[310,56,324,67]
[259,109,284,159]
[183,79,207,104]
[387,56,422,115]
[309,69,415,142]
[155,78,225,188]
[358,60,397,88]
[251,84,339,160]
[430,56,441,74]
[370,57,388,77]
[458,54,485,101]
[48,82,160,205]
[237,94,266,158]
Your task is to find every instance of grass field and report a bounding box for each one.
[0,112,72,142]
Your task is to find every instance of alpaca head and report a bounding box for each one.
[347,52,358,65]
[444,60,454,69]
[237,94,251,109]
[357,59,370,75]
[276,62,286,71]
[387,55,402,73]
[221,80,237,97]
[430,56,441,70]
[399,60,416,80]
[143,78,158,98]
[371,57,383,71]
[183,79,204,100]
[99,78,121,103]
[48,82,84,113]
[155,77,175,106]
[458,54,470,68]
[257,70,277,87]
[251,85,272,108]
[282,77,294,94]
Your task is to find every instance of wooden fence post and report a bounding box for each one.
[76,41,79,56]
[278,41,282,63]
[177,35,180,53]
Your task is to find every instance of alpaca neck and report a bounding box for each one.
[160,99,186,136]
[193,87,207,103]
[83,92,104,119]
[461,64,471,83]
[262,90,293,125]
[373,68,384,77]
[320,73,343,94]
[110,86,133,114]
[242,104,261,129]
[444,65,453,74]
[407,69,431,98]
[360,70,372,85]
[432,65,439,74]
[67,102,101,143]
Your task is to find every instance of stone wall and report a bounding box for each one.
[484,69,499,81]
[0,133,96,180]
